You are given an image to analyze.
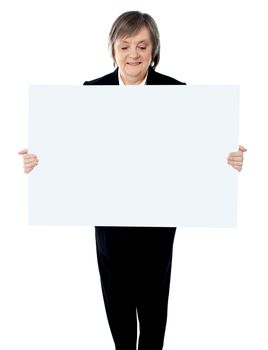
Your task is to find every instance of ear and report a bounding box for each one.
[150,59,156,68]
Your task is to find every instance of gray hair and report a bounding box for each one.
[108,11,160,69]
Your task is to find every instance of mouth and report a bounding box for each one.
[127,62,142,66]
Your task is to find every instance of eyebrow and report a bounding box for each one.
[120,40,149,44]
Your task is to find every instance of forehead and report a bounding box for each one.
[117,26,152,43]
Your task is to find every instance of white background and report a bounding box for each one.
[0,0,267,349]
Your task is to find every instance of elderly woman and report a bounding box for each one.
[19,11,246,350]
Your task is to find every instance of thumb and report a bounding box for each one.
[18,148,28,155]
[239,145,247,152]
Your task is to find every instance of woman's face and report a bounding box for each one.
[114,26,153,85]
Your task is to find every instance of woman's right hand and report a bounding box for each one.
[18,149,39,174]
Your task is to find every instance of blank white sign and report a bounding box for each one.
[28,85,239,227]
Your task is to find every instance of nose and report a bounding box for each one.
[129,46,140,59]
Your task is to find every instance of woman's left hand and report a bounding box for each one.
[227,145,247,172]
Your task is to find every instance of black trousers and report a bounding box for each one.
[95,226,176,350]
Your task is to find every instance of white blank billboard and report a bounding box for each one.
[28,85,239,227]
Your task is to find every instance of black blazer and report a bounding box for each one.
[83,66,186,86]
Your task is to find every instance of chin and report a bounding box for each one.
[126,66,145,73]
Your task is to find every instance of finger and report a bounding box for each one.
[24,161,38,168]
[239,145,247,152]
[24,156,38,162]
[24,163,37,173]
[227,155,243,162]
[18,148,28,155]
[228,159,243,166]
[24,160,38,167]
[24,167,33,174]
[232,165,242,172]
[229,151,243,157]
[228,157,243,165]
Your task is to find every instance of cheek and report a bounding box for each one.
[144,53,152,64]
[115,51,126,62]
[144,49,153,61]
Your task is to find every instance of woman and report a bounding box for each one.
[19,11,246,350]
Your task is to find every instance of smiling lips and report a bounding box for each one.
[127,62,141,66]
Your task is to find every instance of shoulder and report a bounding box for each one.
[83,68,119,85]
[83,66,186,85]
[146,66,186,85]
